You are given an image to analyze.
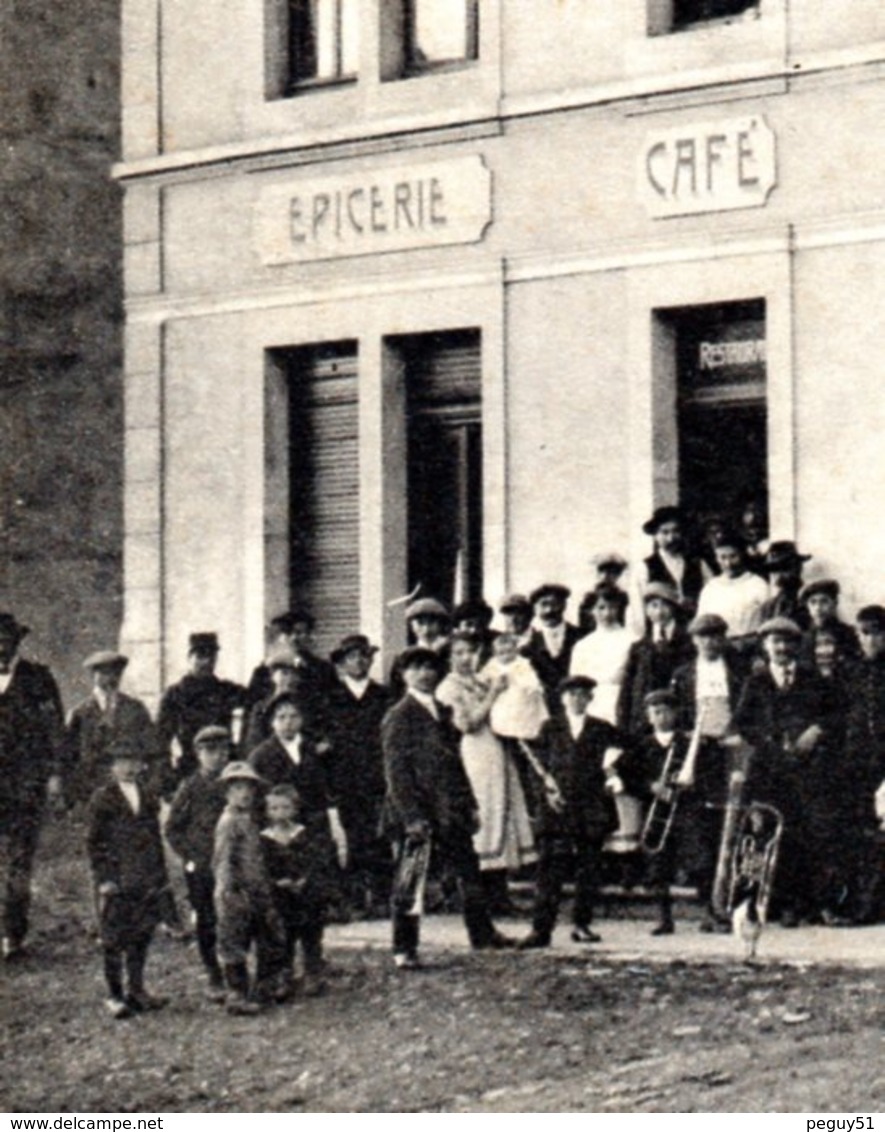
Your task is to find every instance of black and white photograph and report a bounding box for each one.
[1,0,884,1117]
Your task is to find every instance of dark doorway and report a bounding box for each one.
[395,329,482,606]
[668,299,768,531]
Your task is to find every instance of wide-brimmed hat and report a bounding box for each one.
[642,506,685,536]
[83,650,128,671]
[220,761,265,785]
[529,583,571,606]
[762,541,811,573]
[0,612,30,642]
[758,617,803,639]
[405,597,449,622]
[330,634,378,665]
[189,632,220,654]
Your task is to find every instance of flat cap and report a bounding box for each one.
[220,761,265,785]
[0,612,29,641]
[800,579,839,603]
[83,650,128,671]
[758,617,803,638]
[330,634,378,665]
[108,737,145,761]
[858,605,885,629]
[643,581,682,607]
[558,674,597,695]
[194,725,231,747]
[592,551,628,571]
[405,597,449,621]
[644,689,678,709]
[687,613,729,637]
[499,593,532,613]
[269,609,314,633]
[189,632,220,653]
[452,599,493,625]
[529,583,571,606]
[397,645,447,673]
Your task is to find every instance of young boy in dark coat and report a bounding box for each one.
[260,784,330,999]
[166,724,230,997]
[213,761,285,1014]
[86,739,170,1019]
[519,675,624,948]
[632,689,727,935]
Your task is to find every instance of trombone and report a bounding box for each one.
[640,706,706,855]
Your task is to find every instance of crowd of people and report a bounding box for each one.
[0,503,883,1018]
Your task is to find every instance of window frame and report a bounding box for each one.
[401,0,479,78]
[285,0,359,95]
[667,0,760,34]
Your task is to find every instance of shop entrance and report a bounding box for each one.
[396,329,482,606]
[667,299,768,531]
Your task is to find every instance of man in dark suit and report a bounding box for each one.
[617,582,696,739]
[732,617,841,926]
[246,610,337,712]
[523,584,585,708]
[519,675,624,948]
[635,506,708,623]
[157,633,247,793]
[325,635,392,917]
[381,647,513,967]
[64,650,158,805]
[0,612,65,960]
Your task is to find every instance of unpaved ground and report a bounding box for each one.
[1,819,882,1113]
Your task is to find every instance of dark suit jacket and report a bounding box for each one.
[324,679,392,840]
[533,714,621,844]
[248,734,332,824]
[616,629,696,738]
[0,657,64,821]
[670,650,749,732]
[523,623,585,703]
[381,694,478,840]
[157,673,247,785]
[64,692,157,802]
[86,780,168,895]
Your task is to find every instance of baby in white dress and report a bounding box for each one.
[481,633,549,741]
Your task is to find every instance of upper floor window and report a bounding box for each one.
[288,0,359,89]
[403,0,479,75]
[670,0,759,32]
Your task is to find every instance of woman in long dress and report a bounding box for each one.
[436,632,537,911]
[569,585,638,725]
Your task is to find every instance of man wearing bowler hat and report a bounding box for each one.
[64,650,158,805]
[758,541,812,629]
[0,612,65,959]
[635,506,709,628]
[524,584,585,708]
[157,633,247,792]
[325,634,393,916]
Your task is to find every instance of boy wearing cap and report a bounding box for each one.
[0,611,65,960]
[86,740,170,1018]
[524,584,585,708]
[243,645,328,755]
[382,647,514,966]
[64,651,157,806]
[617,583,695,739]
[799,580,861,668]
[732,618,840,926]
[213,761,285,1013]
[520,675,624,948]
[325,635,392,917]
[633,690,722,934]
[166,726,231,996]
[157,633,247,792]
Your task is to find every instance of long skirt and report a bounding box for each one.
[460,727,537,870]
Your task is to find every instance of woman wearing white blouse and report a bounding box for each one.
[569,586,638,726]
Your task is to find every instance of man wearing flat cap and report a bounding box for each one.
[157,633,247,793]
[246,610,336,713]
[389,597,452,701]
[0,612,65,959]
[617,583,695,739]
[732,617,842,927]
[524,584,585,709]
[325,635,393,917]
[64,651,158,806]
[798,580,861,668]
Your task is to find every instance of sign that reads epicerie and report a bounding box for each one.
[256,155,492,265]
[639,116,776,219]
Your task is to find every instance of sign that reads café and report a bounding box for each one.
[639,116,776,219]
[256,155,492,265]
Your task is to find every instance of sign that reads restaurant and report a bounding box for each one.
[639,116,776,219]
[256,156,492,265]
